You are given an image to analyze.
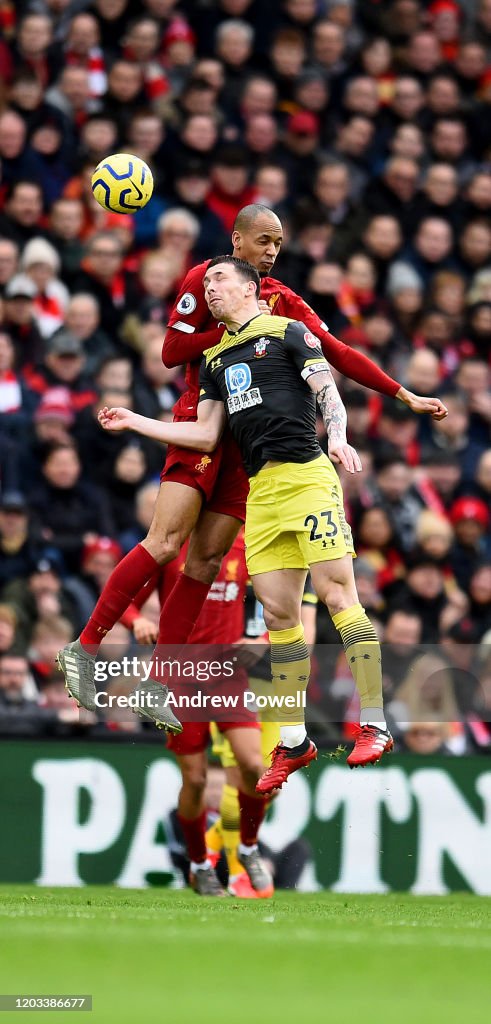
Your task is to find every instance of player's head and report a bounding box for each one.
[204,255,260,323]
[232,203,283,274]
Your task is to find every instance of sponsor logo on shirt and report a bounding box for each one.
[176,292,197,315]
[304,331,322,350]
[208,581,240,602]
[225,362,262,414]
[301,360,328,380]
[254,337,270,358]
[226,558,239,580]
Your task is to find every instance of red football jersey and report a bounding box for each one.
[124,531,248,645]
[166,260,217,417]
[165,261,399,419]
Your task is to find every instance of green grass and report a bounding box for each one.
[0,887,490,1023]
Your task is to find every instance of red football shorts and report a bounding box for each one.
[161,426,249,522]
[166,667,259,756]
[167,717,259,756]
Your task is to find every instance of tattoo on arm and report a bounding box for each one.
[309,369,347,444]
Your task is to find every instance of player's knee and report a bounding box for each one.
[262,602,299,632]
[143,529,182,565]
[318,577,353,616]
[181,766,207,797]
[184,550,223,584]
[238,753,264,784]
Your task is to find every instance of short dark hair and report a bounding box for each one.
[8,179,42,200]
[41,441,78,466]
[233,202,280,233]
[206,255,260,295]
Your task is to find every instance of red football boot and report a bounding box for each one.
[256,740,317,795]
[347,725,393,768]
[228,871,260,899]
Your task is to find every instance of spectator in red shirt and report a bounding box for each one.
[206,146,256,232]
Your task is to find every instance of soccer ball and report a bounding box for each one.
[91,153,154,214]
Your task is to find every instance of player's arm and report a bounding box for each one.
[309,368,362,474]
[283,289,447,420]
[98,398,226,452]
[163,264,223,367]
[284,321,361,473]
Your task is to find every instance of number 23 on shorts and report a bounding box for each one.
[304,510,338,543]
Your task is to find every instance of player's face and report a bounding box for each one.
[232,214,283,274]
[204,263,253,320]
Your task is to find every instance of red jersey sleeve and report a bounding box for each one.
[277,287,400,399]
[163,261,222,367]
[120,602,143,630]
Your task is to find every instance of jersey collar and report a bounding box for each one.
[227,313,263,337]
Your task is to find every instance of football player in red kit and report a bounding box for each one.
[57,204,447,738]
[119,531,272,898]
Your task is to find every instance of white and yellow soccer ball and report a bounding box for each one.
[91,152,154,214]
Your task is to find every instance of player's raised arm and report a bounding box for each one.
[280,287,447,420]
[163,262,223,367]
[98,400,226,452]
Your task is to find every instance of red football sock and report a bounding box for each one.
[80,544,159,650]
[177,810,207,864]
[156,573,211,645]
[238,789,268,847]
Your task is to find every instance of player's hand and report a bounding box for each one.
[133,616,158,644]
[328,442,362,473]
[258,299,272,315]
[232,637,267,667]
[98,406,136,431]
[398,389,448,420]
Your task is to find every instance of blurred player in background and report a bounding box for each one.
[118,529,273,898]
[119,534,316,896]
[205,573,317,892]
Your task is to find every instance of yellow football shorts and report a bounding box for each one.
[244,453,354,576]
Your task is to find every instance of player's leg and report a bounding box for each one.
[224,726,273,897]
[250,569,318,794]
[298,459,391,766]
[204,726,258,897]
[174,744,227,897]
[272,452,391,768]
[310,553,393,767]
[155,439,248,643]
[56,481,203,715]
[155,509,242,646]
[220,766,259,898]
[89,482,203,646]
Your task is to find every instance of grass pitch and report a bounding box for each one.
[0,887,489,1023]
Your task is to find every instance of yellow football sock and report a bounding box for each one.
[204,818,223,855]
[332,603,384,717]
[269,623,310,727]
[220,783,242,878]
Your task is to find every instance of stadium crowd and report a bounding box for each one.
[0,0,491,754]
